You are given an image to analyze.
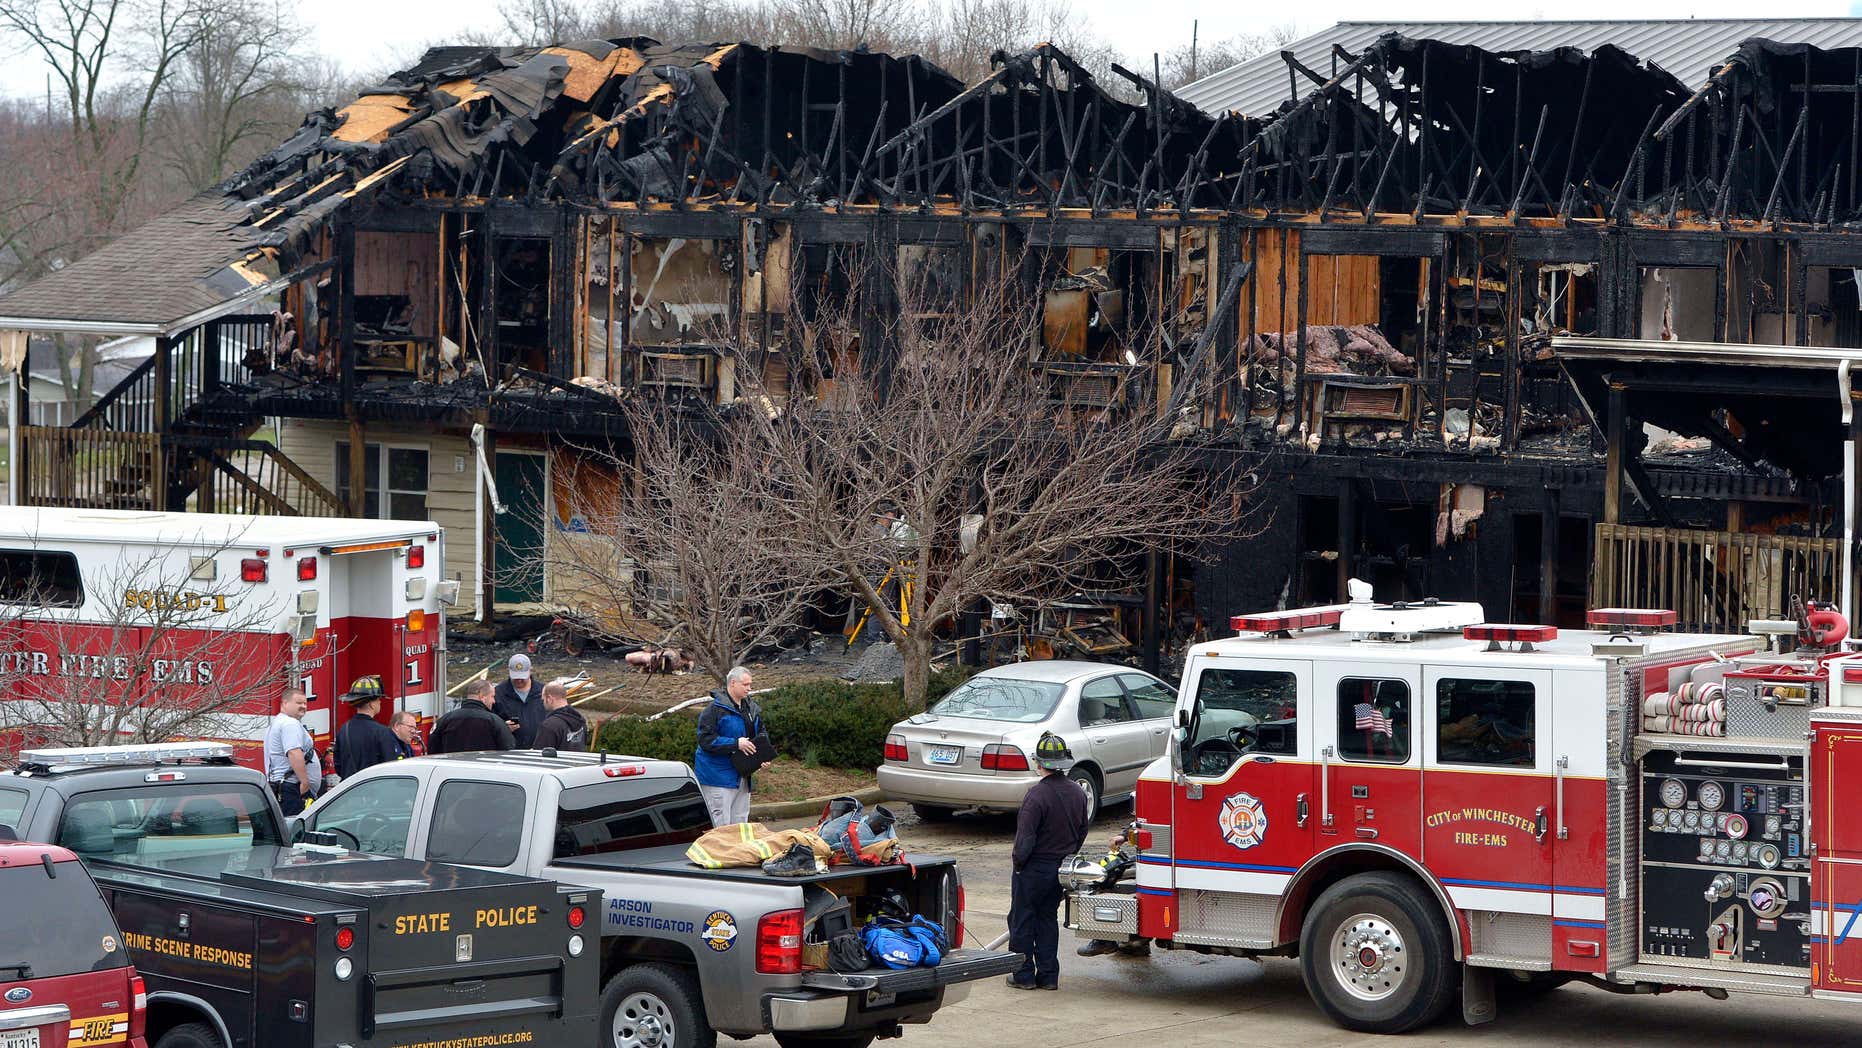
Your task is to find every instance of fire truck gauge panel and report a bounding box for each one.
[1699,780,1726,811]
[1766,814,1783,837]
[1682,810,1701,831]
[1756,843,1782,869]
[1725,813,1749,839]
[1661,778,1687,808]
[1731,842,1748,862]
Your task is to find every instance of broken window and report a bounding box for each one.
[352,230,440,379]
[1639,265,1716,342]
[494,236,552,373]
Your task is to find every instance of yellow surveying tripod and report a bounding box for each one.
[846,561,913,647]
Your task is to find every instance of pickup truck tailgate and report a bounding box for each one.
[801,949,1022,993]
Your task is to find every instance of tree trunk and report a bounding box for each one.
[898,633,931,711]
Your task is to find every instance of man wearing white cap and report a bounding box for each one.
[494,653,545,748]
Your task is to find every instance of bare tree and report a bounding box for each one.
[592,243,1251,708]
[1158,23,1302,92]
[0,544,301,751]
[542,410,832,685]
[156,0,308,188]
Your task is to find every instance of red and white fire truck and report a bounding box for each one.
[0,507,453,766]
[1067,580,1862,1032]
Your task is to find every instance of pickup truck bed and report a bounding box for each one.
[556,845,956,886]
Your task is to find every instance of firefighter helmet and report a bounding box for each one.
[340,675,385,705]
[1034,731,1075,772]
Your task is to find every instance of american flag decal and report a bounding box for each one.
[1354,702,1393,737]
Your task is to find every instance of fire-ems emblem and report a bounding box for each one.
[1218,792,1268,851]
[701,910,738,952]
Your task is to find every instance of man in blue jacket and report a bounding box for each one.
[695,666,764,826]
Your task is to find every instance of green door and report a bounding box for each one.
[494,451,547,604]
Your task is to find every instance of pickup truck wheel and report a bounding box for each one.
[1299,872,1457,1034]
[154,1023,223,1048]
[601,964,714,1048]
[773,1034,876,1048]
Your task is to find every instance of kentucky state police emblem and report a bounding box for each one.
[1218,792,1268,850]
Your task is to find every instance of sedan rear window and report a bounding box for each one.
[926,677,1066,723]
[0,860,125,979]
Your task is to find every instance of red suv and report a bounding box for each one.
[0,841,146,1048]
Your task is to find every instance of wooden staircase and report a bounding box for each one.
[21,315,343,517]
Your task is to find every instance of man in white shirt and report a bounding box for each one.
[263,689,323,816]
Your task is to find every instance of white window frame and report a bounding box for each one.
[335,440,431,521]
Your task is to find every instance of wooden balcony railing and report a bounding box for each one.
[1591,523,1843,633]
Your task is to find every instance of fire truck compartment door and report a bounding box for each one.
[1422,666,1556,919]
[1315,662,1422,859]
[1171,658,1313,897]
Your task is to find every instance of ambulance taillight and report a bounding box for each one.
[298,557,317,581]
[405,610,425,633]
[241,558,267,582]
[407,545,425,568]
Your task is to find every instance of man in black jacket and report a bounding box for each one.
[333,675,402,778]
[493,653,545,748]
[1006,732,1089,991]
[430,680,516,754]
[533,683,589,752]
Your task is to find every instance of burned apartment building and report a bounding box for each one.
[5,21,1862,668]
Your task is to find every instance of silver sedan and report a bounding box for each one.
[876,660,1176,822]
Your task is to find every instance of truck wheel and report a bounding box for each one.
[154,1023,223,1048]
[911,804,955,822]
[773,1035,876,1048]
[1298,872,1458,1034]
[601,964,714,1048]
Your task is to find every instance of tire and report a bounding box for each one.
[1298,872,1459,1034]
[600,963,715,1048]
[773,1035,877,1048]
[154,1023,223,1048]
[911,804,956,822]
[1068,768,1100,823]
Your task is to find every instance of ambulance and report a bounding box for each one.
[1067,579,1862,1032]
[0,508,453,764]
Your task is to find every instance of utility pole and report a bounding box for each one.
[1190,20,1199,83]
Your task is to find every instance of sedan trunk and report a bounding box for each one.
[897,718,1009,775]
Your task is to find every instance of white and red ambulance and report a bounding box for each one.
[1067,580,1862,1032]
[0,507,453,766]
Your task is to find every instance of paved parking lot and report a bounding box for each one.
[748,805,1862,1047]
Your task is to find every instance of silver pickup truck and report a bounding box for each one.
[296,751,1017,1048]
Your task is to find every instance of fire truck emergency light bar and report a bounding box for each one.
[1464,624,1557,651]
[1587,608,1679,631]
[1231,606,1347,634]
[18,741,236,766]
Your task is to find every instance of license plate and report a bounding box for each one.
[927,745,961,765]
[2,1029,39,1048]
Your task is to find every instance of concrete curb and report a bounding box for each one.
[750,785,886,821]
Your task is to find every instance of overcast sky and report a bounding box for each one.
[1,0,1858,102]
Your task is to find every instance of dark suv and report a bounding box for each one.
[0,840,147,1048]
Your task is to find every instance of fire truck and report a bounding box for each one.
[1066,579,1862,1032]
[0,508,454,765]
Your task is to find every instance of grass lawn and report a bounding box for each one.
[753,761,876,804]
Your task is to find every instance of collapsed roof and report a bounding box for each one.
[10,32,1862,332]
